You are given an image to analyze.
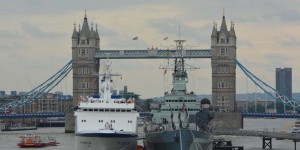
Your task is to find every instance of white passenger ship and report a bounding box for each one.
[75,60,139,150]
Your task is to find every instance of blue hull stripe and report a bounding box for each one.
[76,133,137,137]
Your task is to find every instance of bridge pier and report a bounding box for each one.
[262,136,272,149]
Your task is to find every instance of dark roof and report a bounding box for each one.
[201,98,211,104]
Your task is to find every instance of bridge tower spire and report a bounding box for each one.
[211,14,237,112]
[66,12,100,133]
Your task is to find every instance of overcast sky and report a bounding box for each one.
[1,0,300,99]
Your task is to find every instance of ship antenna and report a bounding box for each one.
[178,24,181,40]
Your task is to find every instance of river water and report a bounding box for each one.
[0,118,299,150]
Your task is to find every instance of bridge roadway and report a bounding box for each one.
[243,112,300,118]
[215,129,300,141]
[0,112,64,119]
[1,112,300,119]
[94,49,212,59]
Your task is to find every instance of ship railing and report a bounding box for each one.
[189,130,202,150]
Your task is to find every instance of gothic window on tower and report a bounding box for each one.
[218,48,228,56]
[217,94,228,106]
[220,38,226,43]
[78,49,89,58]
[78,82,89,89]
[218,82,228,88]
[218,67,228,73]
[81,39,86,44]
[78,68,90,74]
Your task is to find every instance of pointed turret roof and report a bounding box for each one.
[96,24,100,40]
[229,21,236,37]
[90,23,96,38]
[72,23,78,39]
[211,22,217,37]
[220,15,228,33]
[81,13,91,38]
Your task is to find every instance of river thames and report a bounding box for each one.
[0,118,299,150]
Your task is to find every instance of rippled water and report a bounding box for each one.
[0,118,299,150]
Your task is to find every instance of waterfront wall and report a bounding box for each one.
[211,112,243,129]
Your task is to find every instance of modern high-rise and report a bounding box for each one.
[276,68,292,98]
[276,68,292,113]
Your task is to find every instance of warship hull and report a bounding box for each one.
[145,129,213,150]
[75,133,137,150]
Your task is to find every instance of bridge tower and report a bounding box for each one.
[211,15,237,112]
[65,13,100,133]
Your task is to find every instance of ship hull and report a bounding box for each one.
[75,133,137,150]
[145,129,213,150]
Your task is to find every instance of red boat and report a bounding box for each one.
[17,133,60,148]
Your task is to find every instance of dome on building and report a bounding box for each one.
[200,98,211,105]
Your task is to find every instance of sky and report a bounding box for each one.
[1,0,300,99]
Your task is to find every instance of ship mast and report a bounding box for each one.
[99,60,121,102]
[171,40,188,95]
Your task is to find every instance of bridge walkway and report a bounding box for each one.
[215,129,300,141]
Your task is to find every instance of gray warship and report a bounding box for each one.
[144,40,214,150]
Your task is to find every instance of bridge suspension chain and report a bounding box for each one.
[235,59,300,110]
[0,60,73,112]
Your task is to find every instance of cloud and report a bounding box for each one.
[279,37,300,48]
[22,22,65,38]
[147,18,210,45]
[0,30,25,39]
[0,41,29,52]
[238,39,253,48]
[264,53,294,68]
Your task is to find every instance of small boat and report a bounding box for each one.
[17,133,59,148]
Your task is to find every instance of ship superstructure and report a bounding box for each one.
[74,60,139,150]
[145,40,214,150]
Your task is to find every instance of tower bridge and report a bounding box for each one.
[0,12,299,134]
[66,13,237,132]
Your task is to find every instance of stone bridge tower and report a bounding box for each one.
[65,14,100,133]
[211,15,237,112]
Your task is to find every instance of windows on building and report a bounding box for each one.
[220,38,226,43]
[218,81,229,88]
[78,49,89,58]
[218,67,229,73]
[78,68,90,74]
[217,94,229,106]
[78,82,89,89]
[218,47,228,56]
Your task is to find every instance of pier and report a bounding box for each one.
[215,129,300,149]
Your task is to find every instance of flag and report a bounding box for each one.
[163,36,168,40]
[133,36,138,40]
[164,69,167,75]
[182,102,186,112]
